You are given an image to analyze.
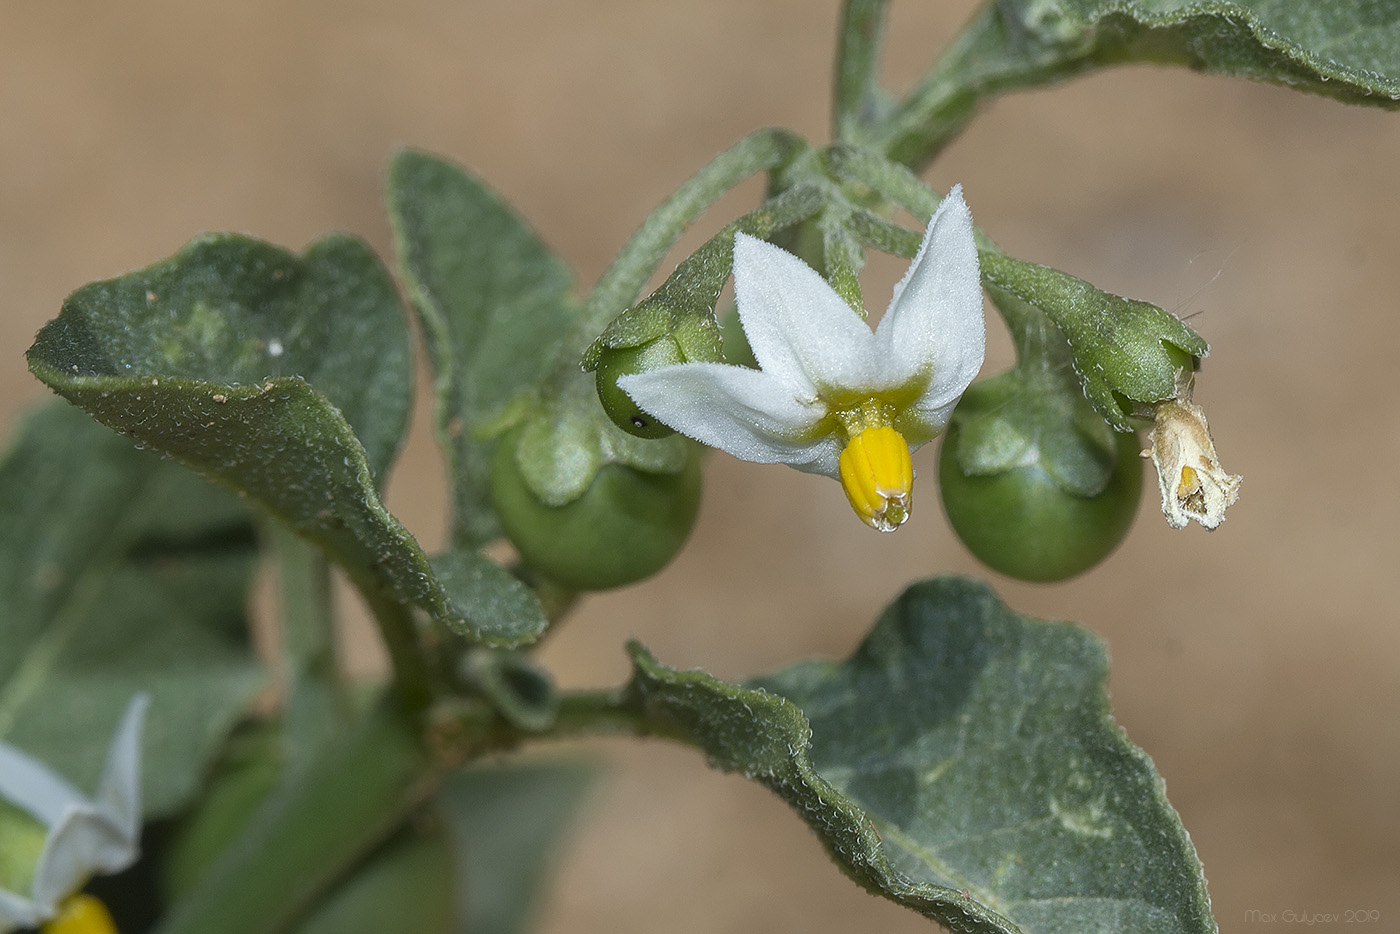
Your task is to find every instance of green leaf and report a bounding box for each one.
[429,551,550,650]
[387,148,579,548]
[439,763,594,934]
[30,233,411,479]
[1001,0,1400,106]
[625,577,1215,934]
[293,824,456,934]
[0,403,262,818]
[163,723,285,901]
[155,699,433,934]
[877,0,1400,167]
[27,234,543,647]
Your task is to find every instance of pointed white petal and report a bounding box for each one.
[0,887,46,930]
[0,743,86,829]
[619,363,840,475]
[30,806,136,911]
[732,233,878,393]
[95,694,148,844]
[875,184,985,412]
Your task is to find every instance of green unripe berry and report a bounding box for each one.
[594,339,685,439]
[938,373,1143,583]
[490,427,702,590]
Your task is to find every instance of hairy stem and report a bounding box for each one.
[833,0,891,144]
[271,526,351,771]
[579,127,807,342]
[869,5,1086,169]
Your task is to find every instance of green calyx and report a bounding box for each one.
[950,368,1122,497]
[980,250,1206,430]
[939,367,1143,582]
[489,424,702,591]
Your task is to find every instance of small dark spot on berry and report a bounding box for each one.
[631,416,649,429]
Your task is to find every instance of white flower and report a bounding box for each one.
[0,694,147,933]
[619,185,985,531]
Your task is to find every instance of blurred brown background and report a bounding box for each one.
[3,1,1397,931]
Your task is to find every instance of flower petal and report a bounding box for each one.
[875,184,985,417]
[95,694,148,844]
[619,363,842,475]
[732,232,878,394]
[30,806,136,912]
[0,887,46,930]
[0,743,86,829]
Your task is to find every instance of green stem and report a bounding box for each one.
[833,0,891,144]
[822,145,1080,369]
[341,566,435,714]
[868,5,1083,169]
[579,127,807,341]
[645,184,828,316]
[270,526,350,771]
[984,282,1075,374]
[820,212,866,312]
[549,688,691,744]
[151,681,703,934]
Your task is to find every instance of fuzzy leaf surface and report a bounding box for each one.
[1002,0,1400,102]
[27,234,543,646]
[0,403,262,817]
[626,577,1215,934]
[387,149,579,546]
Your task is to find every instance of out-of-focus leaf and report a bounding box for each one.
[439,762,594,934]
[625,577,1216,934]
[0,403,262,818]
[293,824,455,934]
[154,699,432,934]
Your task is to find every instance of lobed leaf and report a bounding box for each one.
[27,233,544,647]
[626,577,1216,934]
[0,403,262,818]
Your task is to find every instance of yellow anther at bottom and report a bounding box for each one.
[1176,465,1200,500]
[838,425,913,532]
[44,895,118,934]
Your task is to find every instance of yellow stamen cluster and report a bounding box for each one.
[43,895,118,934]
[838,425,913,532]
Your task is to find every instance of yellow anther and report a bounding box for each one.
[1176,465,1200,500]
[43,895,118,934]
[838,425,913,532]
